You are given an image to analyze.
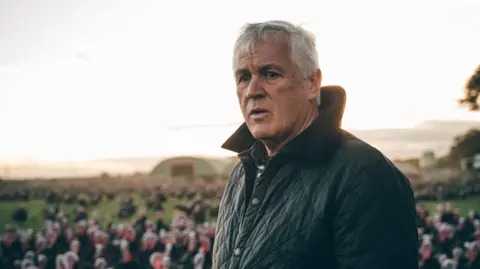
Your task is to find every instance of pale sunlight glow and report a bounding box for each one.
[0,0,479,162]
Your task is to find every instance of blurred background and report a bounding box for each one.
[0,0,479,268]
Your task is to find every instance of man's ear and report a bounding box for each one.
[313,68,322,89]
[308,68,322,101]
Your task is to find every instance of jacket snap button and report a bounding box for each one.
[234,248,242,256]
[251,197,260,205]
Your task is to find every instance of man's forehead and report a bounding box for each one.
[235,40,291,71]
[236,55,279,69]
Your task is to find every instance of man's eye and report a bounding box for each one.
[238,73,251,83]
[264,71,280,79]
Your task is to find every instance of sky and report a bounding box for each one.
[0,0,479,163]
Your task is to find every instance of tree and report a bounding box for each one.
[459,65,480,111]
[448,129,480,166]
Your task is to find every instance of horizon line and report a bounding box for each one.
[1,118,478,165]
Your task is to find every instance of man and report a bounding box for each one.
[212,20,418,269]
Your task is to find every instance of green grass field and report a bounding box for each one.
[0,195,479,233]
[0,194,193,233]
[420,196,480,215]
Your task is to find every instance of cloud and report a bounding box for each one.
[351,120,480,158]
[0,65,21,76]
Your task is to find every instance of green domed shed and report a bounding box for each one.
[151,156,217,177]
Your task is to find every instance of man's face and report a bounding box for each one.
[235,37,319,144]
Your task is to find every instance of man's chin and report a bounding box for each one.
[250,129,277,142]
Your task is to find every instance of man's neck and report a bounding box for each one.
[264,107,319,156]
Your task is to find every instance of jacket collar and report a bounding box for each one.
[221,107,343,163]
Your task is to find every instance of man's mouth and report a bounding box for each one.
[249,108,269,116]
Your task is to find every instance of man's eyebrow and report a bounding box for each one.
[235,64,283,76]
[261,64,274,70]
[235,68,249,77]
[260,64,283,72]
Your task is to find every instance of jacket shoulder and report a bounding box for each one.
[330,131,412,194]
[336,130,399,172]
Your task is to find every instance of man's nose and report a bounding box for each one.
[246,75,266,99]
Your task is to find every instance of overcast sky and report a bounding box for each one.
[0,0,479,162]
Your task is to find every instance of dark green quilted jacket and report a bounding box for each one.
[212,86,418,269]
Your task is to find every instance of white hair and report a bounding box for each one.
[233,20,319,79]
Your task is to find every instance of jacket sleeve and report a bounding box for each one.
[333,159,418,269]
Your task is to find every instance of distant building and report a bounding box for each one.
[419,150,436,170]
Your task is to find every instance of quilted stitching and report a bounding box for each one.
[214,161,331,269]
[213,132,417,269]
